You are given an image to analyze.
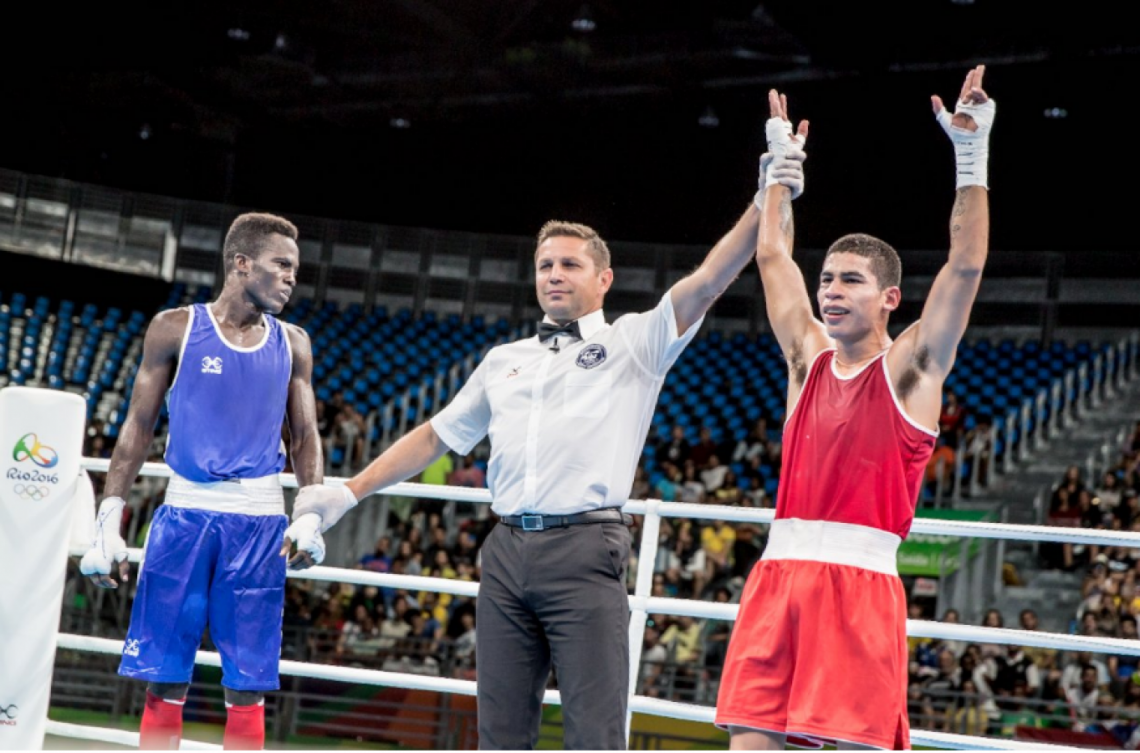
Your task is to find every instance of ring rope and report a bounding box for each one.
[52,634,1080,751]
[74,546,1140,657]
[77,456,1140,548]
[44,720,220,750]
[61,459,1119,751]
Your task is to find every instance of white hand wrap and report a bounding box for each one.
[936,98,996,189]
[79,496,129,577]
[755,117,807,208]
[283,513,326,566]
[293,483,358,533]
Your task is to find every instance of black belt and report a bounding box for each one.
[499,508,631,531]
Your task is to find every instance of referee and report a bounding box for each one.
[295,126,807,748]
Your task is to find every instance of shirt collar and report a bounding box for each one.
[540,308,606,341]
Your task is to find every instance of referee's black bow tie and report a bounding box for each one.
[537,320,581,343]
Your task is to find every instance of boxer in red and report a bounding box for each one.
[715,66,995,749]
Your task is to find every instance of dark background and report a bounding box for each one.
[2,1,1137,252]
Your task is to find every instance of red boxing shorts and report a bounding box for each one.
[715,519,909,750]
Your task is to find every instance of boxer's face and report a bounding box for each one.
[535,236,612,324]
[817,252,899,339]
[235,234,299,315]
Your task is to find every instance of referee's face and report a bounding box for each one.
[535,236,613,323]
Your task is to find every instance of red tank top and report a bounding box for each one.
[775,349,938,539]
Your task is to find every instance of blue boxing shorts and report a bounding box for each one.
[118,474,287,691]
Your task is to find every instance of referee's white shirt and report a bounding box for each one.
[430,292,702,517]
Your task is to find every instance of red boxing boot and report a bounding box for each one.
[139,691,185,750]
[223,701,265,750]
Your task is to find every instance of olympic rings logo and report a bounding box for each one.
[13,484,50,501]
[0,704,16,720]
[12,433,58,469]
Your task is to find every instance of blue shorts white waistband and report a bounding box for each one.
[164,473,285,516]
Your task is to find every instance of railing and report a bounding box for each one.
[7,166,1140,340]
[924,334,1139,509]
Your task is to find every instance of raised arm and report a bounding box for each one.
[669,92,809,336]
[890,65,995,425]
[669,204,759,336]
[753,90,829,391]
[284,324,323,488]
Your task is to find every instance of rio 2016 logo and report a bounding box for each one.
[13,433,58,469]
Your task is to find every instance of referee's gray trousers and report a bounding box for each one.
[476,520,632,750]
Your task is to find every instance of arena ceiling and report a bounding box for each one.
[3,1,1139,250]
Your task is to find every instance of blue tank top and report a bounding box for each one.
[164,304,292,482]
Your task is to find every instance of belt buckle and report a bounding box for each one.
[521,514,544,532]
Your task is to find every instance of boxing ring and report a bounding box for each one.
[38,460,1140,751]
[15,331,1138,750]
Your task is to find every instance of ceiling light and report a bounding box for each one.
[1043,107,1068,119]
[698,106,720,128]
[227,28,251,41]
[274,33,288,52]
[571,4,596,33]
[390,117,411,129]
[139,123,152,141]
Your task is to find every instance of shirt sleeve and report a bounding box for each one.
[621,291,704,378]
[430,356,492,455]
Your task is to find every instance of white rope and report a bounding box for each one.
[44,720,220,749]
[71,454,1137,752]
[78,456,1140,548]
[634,596,1140,656]
[58,634,482,697]
[54,635,1079,751]
[68,553,1140,657]
[66,546,483,598]
[77,458,493,504]
[625,499,1140,547]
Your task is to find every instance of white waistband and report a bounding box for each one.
[164,473,285,516]
[762,518,901,576]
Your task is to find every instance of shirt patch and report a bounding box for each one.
[201,356,223,375]
[506,366,522,379]
[576,344,607,370]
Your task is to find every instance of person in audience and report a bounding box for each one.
[700,454,729,493]
[1098,471,1125,513]
[1109,616,1140,685]
[690,426,718,469]
[732,418,774,465]
[656,424,692,470]
[338,604,380,656]
[679,460,707,505]
[630,466,652,500]
[924,433,957,498]
[714,471,743,505]
[1067,665,1104,723]
[661,615,704,665]
[654,461,682,502]
[938,390,968,450]
[990,644,1041,697]
[1019,609,1058,674]
[640,624,669,697]
[743,475,767,508]
[330,403,367,471]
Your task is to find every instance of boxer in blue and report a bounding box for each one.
[80,213,326,750]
